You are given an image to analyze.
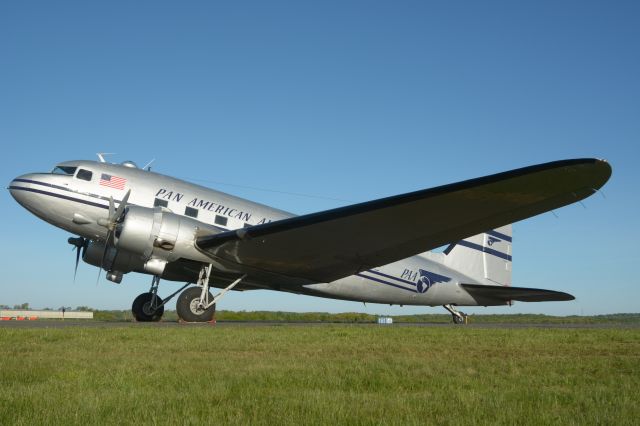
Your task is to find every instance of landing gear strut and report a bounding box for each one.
[443,304,468,325]
[175,264,246,323]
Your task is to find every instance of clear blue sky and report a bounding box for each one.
[1,1,638,315]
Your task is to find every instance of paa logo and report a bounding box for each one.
[487,236,501,246]
[416,270,451,293]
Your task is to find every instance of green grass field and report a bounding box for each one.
[90,310,640,325]
[1,325,638,425]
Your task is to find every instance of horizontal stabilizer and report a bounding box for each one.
[461,283,574,302]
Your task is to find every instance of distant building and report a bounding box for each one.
[377,316,393,325]
[0,310,93,320]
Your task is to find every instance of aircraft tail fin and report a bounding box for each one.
[443,224,512,286]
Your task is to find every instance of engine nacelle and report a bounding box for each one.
[83,240,145,273]
[114,205,219,274]
[83,206,221,278]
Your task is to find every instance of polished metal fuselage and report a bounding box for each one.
[9,160,486,306]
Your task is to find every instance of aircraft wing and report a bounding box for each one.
[461,283,574,302]
[196,159,611,283]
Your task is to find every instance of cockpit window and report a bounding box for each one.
[76,169,93,181]
[51,166,77,175]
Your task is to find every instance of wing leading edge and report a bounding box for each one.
[196,159,611,283]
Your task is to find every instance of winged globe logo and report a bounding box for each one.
[416,270,451,293]
[487,236,501,246]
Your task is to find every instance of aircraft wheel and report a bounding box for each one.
[452,313,467,325]
[132,292,164,322]
[176,287,216,322]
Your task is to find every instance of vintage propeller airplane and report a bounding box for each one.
[8,156,611,323]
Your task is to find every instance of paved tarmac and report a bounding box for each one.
[1,320,638,329]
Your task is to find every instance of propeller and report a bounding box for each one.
[96,190,131,284]
[97,189,131,232]
[68,236,89,282]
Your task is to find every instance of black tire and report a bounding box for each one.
[176,287,216,322]
[132,292,164,322]
[452,314,465,325]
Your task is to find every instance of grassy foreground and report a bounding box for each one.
[91,310,640,324]
[0,326,638,425]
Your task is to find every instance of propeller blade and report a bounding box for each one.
[96,190,131,284]
[97,231,115,285]
[114,189,131,221]
[108,196,115,223]
[68,236,86,283]
[74,245,81,282]
[95,264,102,286]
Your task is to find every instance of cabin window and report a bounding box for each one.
[215,215,228,226]
[51,166,77,175]
[76,169,93,181]
[154,198,168,208]
[185,207,198,218]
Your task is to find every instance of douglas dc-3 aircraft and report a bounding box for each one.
[9,157,611,323]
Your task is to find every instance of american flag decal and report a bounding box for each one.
[100,173,127,190]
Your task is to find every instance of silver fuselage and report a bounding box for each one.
[9,160,488,306]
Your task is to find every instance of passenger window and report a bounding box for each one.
[215,215,228,226]
[154,198,168,208]
[52,166,77,175]
[76,169,93,181]
[185,207,198,218]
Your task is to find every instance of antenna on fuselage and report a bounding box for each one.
[97,153,116,163]
[142,158,155,171]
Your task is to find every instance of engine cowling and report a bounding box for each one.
[83,205,221,281]
[83,240,145,275]
[113,205,219,275]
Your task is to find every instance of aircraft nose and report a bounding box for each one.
[8,174,37,207]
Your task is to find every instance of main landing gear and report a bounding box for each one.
[443,304,468,325]
[175,264,246,322]
[130,264,246,323]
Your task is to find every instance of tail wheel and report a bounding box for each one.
[176,287,216,322]
[452,313,467,325]
[132,292,164,322]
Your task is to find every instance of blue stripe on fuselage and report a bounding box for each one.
[486,229,512,242]
[456,240,512,261]
[356,272,417,293]
[9,186,110,210]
